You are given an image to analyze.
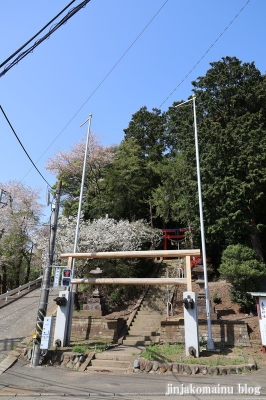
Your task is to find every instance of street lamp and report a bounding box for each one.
[175,95,215,350]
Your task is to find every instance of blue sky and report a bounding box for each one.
[0,0,265,219]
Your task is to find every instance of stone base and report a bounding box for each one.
[71,313,126,343]
[83,296,106,316]
[197,299,217,319]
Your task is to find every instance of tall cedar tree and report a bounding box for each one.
[166,57,266,266]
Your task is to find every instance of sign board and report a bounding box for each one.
[40,317,54,349]
[259,297,266,319]
[259,319,266,346]
[53,268,61,288]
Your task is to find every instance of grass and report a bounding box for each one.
[69,340,111,354]
[141,343,253,367]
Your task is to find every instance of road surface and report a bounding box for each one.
[0,286,59,362]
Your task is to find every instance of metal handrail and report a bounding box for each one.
[0,276,43,301]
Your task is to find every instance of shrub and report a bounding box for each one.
[218,244,266,312]
[212,292,221,304]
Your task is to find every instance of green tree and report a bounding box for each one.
[123,106,168,162]
[219,244,266,312]
[166,57,266,265]
[103,138,152,221]
[152,152,197,229]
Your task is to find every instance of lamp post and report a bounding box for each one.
[175,95,215,350]
[65,114,92,345]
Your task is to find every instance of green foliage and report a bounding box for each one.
[165,56,266,265]
[141,343,248,366]
[72,345,86,353]
[80,258,154,310]
[142,343,185,361]
[219,244,266,311]
[48,56,266,270]
[103,139,152,221]
[212,292,221,304]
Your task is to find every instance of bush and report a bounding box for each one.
[212,292,221,304]
[218,244,266,312]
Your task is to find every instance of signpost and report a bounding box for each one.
[40,317,54,350]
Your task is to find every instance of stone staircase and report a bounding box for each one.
[87,262,181,373]
[122,285,166,346]
[86,345,140,373]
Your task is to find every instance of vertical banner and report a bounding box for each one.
[259,297,266,319]
[53,268,61,288]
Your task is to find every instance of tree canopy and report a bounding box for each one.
[45,56,266,269]
[0,181,43,292]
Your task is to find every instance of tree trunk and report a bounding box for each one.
[2,263,7,293]
[251,233,264,262]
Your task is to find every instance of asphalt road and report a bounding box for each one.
[0,286,59,362]
[0,358,266,399]
[1,286,266,399]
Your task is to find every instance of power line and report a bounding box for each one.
[159,0,251,108]
[19,0,169,182]
[0,0,76,70]
[0,0,91,78]
[0,105,52,188]
[4,0,249,188]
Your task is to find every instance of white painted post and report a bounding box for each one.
[53,291,70,347]
[183,291,199,358]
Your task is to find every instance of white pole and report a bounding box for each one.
[66,114,92,345]
[192,95,215,350]
[175,97,215,350]
[72,114,92,275]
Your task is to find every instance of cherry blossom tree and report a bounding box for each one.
[45,133,116,219]
[0,181,43,291]
[37,216,162,272]
[36,216,162,307]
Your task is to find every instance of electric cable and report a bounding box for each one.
[0,0,76,70]
[158,0,251,108]
[0,105,52,188]
[3,0,249,186]
[18,0,169,183]
[0,0,91,78]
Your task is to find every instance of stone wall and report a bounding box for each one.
[160,319,250,347]
[71,311,126,342]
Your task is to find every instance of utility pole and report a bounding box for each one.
[31,180,62,367]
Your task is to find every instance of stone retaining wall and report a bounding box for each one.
[19,347,258,375]
[19,348,93,371]
[71,311,126,342]
[132,358,257,375]
[160,319,250,347]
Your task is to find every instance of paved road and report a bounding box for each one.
[0,358,266,399]
[1,286,266,399]
[0,286,59,362]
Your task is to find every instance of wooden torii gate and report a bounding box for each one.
[60,249,201,290]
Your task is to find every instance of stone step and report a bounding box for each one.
[137,310,162,315]
[122,339,157,346]
[131,320,160,327]
[124,335,156,341]
[90,359,130,369]
[140,307,165,312]
[94,352,132,361]
[141,302,166,307]
[128,328,158,335]
[131,318,158,324]
[86,365,128,373]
